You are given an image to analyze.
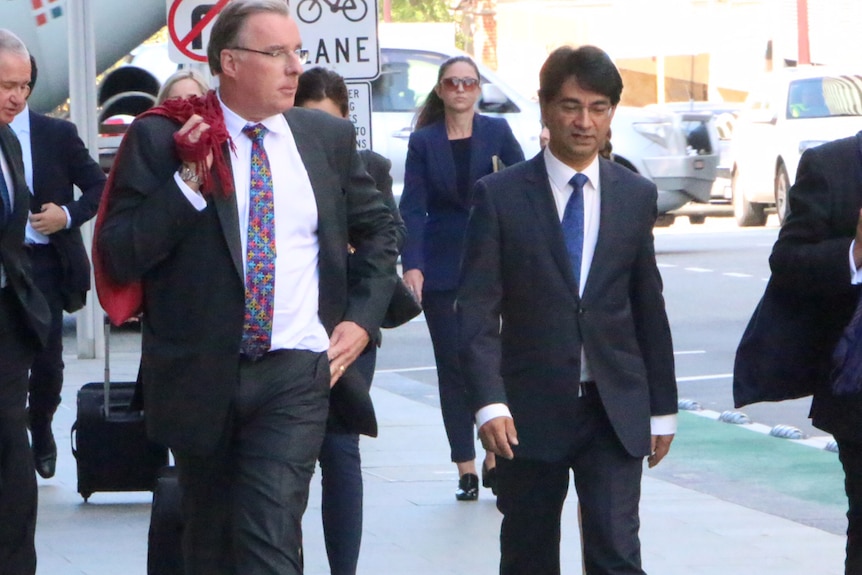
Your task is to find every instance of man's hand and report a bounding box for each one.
[327,321,370,387]
[402,269,424,305]
[175,114,214,192]
[29,203,67,235]
[647,433,674,468]
[478,416,519,460]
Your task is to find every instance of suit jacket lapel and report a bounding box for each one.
[582,159,622,301]
[211,143,243,279]
[523,154,580,301]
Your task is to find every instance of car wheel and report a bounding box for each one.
[774,164,790,224]
[732,169,767,227]
[688,215,706,224]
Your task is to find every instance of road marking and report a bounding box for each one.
[684,267,713,273]
[677,373,732,382]
[723,272,752,278]
[674,350,705,355]
[657,263,677,268]
[376,366,437,374]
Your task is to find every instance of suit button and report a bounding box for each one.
[578,307,586,315]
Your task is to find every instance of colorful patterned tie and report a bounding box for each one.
[562,173,588,289]
[241,123,276,359]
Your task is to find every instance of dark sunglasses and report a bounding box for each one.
[440,77,480,91]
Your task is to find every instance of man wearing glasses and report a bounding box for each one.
[458,45,677,575]
[0,29,50,575]
[97,1,397,574]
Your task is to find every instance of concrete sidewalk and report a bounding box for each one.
[33,346,847,575]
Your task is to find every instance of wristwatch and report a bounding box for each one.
[179,165,203,185]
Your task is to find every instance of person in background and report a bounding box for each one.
[156,69,210,105]
[294,65,406,575]
[458,45,677,574]
[9,54,105,480]
[0,29,50,575]
[96,1,398,573]
[399,55,525,501]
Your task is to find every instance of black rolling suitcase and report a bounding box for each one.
[147,466,184,575]
[71,317,169,501]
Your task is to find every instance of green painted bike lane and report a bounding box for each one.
[645,411,847,534]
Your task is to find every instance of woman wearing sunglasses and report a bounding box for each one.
[400,55,525,501]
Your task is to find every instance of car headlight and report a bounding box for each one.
[632,121,674,149]
[798,140,828,154]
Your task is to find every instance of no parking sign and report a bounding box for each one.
[167,0,230,64]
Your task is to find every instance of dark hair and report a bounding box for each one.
[414,55,480,130]
[28,54,37,93]
[538,45,623,107]
[207,0,289,75]
[295,67,349,117]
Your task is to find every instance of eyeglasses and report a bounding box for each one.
[557,101,613,119]
[230,46,310,65]
[440,77,479,92]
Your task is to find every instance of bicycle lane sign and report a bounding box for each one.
[167,0,230,64]
[295,0,380,81]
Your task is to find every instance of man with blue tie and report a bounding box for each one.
[97,1,397,574]
[458,45,678,575]
[0,29,50,575]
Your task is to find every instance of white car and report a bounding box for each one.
[371,42,719,216]
[731,67,862,226]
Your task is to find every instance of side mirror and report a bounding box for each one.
[479,83,514,113]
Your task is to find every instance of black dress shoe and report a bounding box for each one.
[482,462,498,496]
[31,425,57,479]
[455,473,479,501]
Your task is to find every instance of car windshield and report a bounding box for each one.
[786,75,862,119]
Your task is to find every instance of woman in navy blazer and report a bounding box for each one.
[400,55,524,500]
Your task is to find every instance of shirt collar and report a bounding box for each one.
[217,90,289,143]
[543,147,600,192]
[10,104,30,134]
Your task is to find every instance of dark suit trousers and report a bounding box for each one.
[423,289,476,463]
[173,349,330,575]
[0,288,38,575]
[27,244,65,425]
[496,392,645,575]
[837,437,862,575]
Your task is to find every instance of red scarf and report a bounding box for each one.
[93,90,234,325]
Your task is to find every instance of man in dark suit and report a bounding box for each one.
[0,29,50,575]
[97,2,397,574]
[736,133,862,574]
[9,55,106,480]
[458,45,677,575]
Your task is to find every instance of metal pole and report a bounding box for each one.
[797,0,810,65]
[68,0,103,359]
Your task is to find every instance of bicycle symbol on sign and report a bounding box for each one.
[296,0,369,23]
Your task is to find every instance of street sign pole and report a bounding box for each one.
[68,0,102,359]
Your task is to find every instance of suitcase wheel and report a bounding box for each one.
[81,492,92,502]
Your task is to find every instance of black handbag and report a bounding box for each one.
[382,278,422,329]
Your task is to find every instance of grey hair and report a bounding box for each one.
[207,0,290,75]
[156,69,210,104]
[0,29,30,60]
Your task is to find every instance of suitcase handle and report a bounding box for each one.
[70,420,78,460]
[103,315,112,418]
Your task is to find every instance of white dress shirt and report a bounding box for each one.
[175,94,329,353]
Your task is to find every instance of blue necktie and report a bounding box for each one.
[0,166,11,226]
[241,123,276,360]
[562,173,588,288]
